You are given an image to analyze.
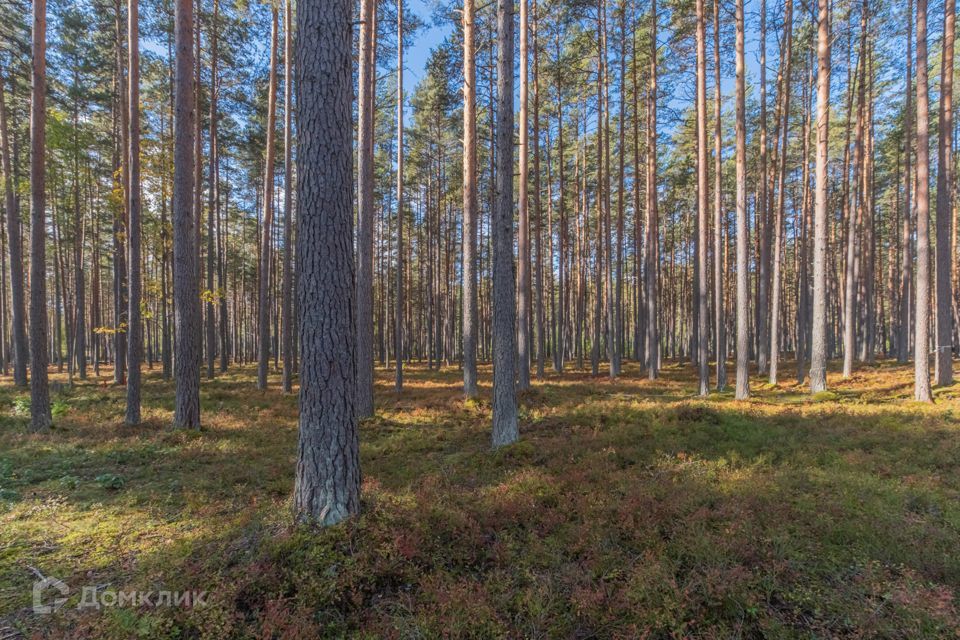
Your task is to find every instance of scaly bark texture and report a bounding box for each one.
[809,0,831,394]
[491,0,518,448]
[292,0,360,526]
[29,0,51,431]
[172,0,201,429]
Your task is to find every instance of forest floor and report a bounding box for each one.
[1,360,960,638]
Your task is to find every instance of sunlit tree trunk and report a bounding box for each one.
[915,0,933,401]
[694,0,708,395]
[645,0,659,380]
[734,0,749,400]
[809,0,831,394]
[712,0,724,390]
[395,0,404,394]
[257,7,279,390]
[769,0,793,386]
[355,0,375,407]
[205,0,219,381]
[518,0,531,390]
[936,0,955,385]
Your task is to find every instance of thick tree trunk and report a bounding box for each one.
[292,0,360,526]
[809,0,831,394]
[173,0,201,429]
[492,0,518,448]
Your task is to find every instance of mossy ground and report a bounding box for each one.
[1,360,960,638]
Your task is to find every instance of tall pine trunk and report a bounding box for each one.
[915,0,933,401]
[292,0,360,526]
[734,0,749,400]
[257,7,279,390]
[809,0,832,394]
[29,0,51,431]
[0,73,27,387]
[172,0,201,429]
[126,0,143,424]
[491,0,518,447]
[935,0,955,385]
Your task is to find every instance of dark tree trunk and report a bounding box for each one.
[491,0,518,447]
[126,0,143,425]
[0,73,26,387]
[292,0,360,526]
[173,0,201,429]
[29,0,51,431]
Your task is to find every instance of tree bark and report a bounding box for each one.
[0,72,26,387]
[395,0,404,394]
[355,0,374,407]
[915,0,933,401]
[695,0,708,395]
[492,0,518,447]
[936,0,955,385]
[734,0,749,400]
[809,0,831,394]
[257,7,279,390]
[712,0,725,390]
[173,0,201,429]
[292,0,360,526]
[29,0,51,431]
[768,0,793,386]
[645,0,659,380]
[126,0,143,424]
